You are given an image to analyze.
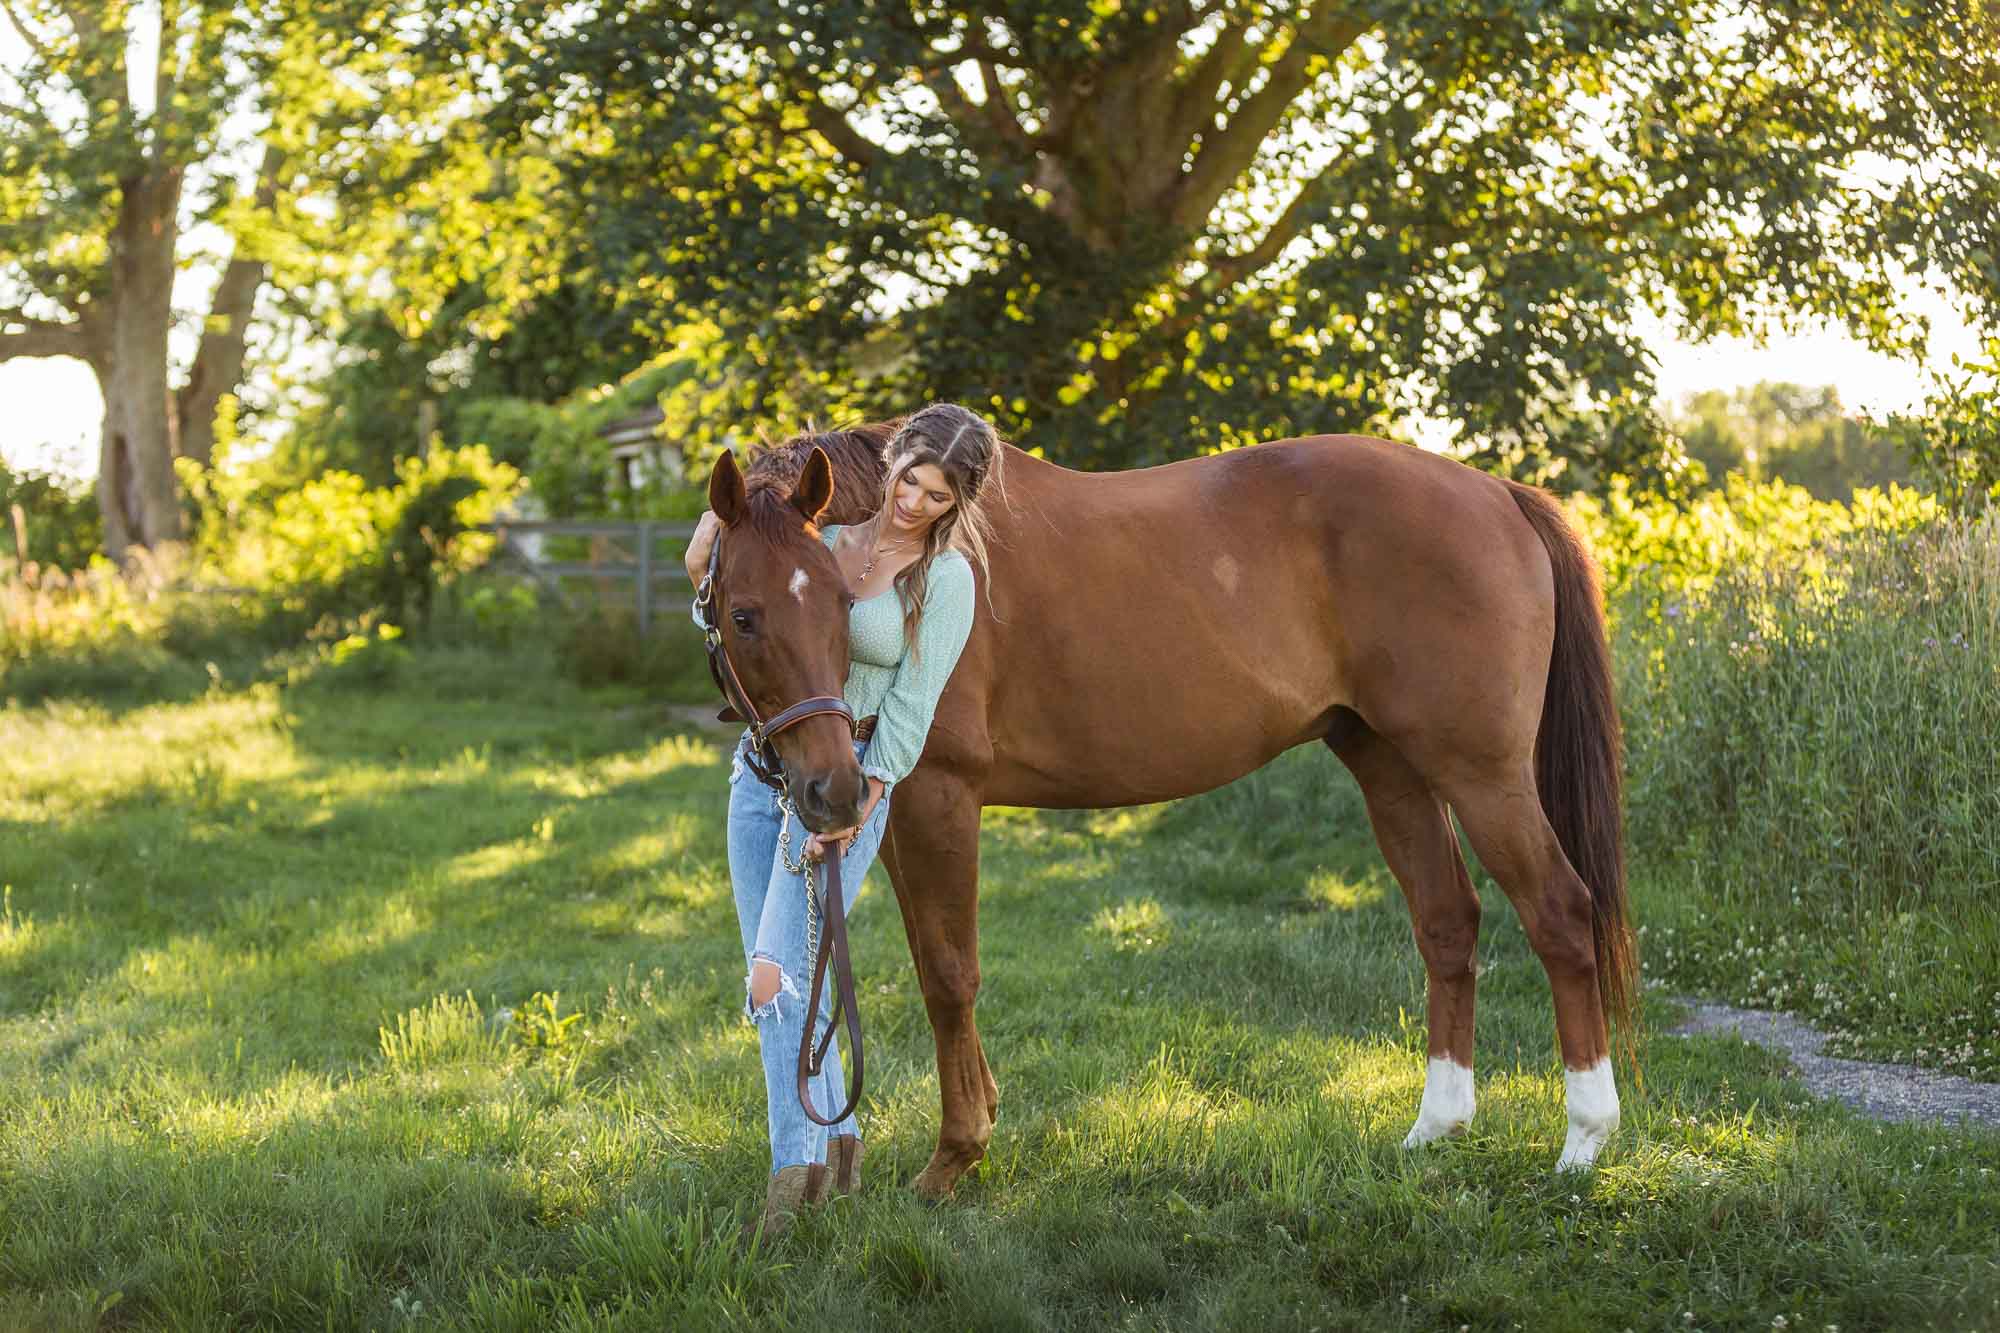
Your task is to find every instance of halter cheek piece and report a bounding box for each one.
[693,529,867,1127]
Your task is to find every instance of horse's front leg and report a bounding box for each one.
[880,766,994,1198]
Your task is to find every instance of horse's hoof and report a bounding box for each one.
[1555,1121,1614,1171]
[1402,1117,1470,1149]
[911,1148,980,1199]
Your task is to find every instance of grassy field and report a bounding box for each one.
[3,648,1998,1331]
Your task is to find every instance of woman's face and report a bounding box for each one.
[888,462,956,537]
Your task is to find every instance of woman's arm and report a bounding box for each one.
[858,554,977,792]
[683,510,722,583]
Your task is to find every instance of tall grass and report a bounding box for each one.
[1618,510,2000,1076]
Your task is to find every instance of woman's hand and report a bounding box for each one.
[804,778,885,860]
[684,510,722,583]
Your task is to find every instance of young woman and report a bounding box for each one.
[683,403,1003,1236]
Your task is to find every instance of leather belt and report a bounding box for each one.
[854,714,878,744]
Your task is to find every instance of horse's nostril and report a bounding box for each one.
[804,776,829,815]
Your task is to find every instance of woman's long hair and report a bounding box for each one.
[868,403,1005,658]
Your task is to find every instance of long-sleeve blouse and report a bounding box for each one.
[817,525,975,792]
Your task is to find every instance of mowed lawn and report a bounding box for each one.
[2,652,1997,1331]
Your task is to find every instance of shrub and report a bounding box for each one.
[182,442,522,626]
[1876,344,2000,513]
[0,459,101,570]
[1569,473,1939,622]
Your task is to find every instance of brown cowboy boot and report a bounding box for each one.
[742,1162,829,1245]
[827,1136,864,1196]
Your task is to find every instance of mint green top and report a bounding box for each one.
[819,525,975,791]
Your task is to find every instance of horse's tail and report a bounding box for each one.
[1503,481,1638,1038]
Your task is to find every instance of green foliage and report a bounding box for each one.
[321,623,412,688]
[1569,472,1939,619]
[1879,343,2000,513]
[0,460,101,570]
[0,549,221,704]
[1672,381,1915,500]
[420,343,713,519]
[505,991,586,1053]
[182,443,523,624]
[275,282,669,489]
[0,0,526,555]
[471,0,2000,483]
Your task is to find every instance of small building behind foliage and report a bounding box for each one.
[599,405,685,494]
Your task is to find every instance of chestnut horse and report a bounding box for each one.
[702,425,1636,1191]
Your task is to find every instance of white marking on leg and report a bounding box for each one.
[1556,1056,1620,1170]
[1403,1057,1475,1148]
[789,568,809,603]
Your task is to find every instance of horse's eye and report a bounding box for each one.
[731,609,757,635]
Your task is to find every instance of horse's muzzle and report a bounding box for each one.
[792,765,866,832]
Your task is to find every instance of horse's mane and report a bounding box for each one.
[742,422,896,535]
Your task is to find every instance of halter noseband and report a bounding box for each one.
[694,528,856,794]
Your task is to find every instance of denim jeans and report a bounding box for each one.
[727,735,891,1173]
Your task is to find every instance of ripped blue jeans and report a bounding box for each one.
[727,735,891,1173]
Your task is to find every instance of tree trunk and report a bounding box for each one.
[93,166,187,561]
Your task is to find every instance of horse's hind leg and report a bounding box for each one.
[1330,726,1482,1146]
[879,769,996,1198]
[1441,771,1618,1170]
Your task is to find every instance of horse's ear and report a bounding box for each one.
[792,446,834,523]
[708,450,746,525]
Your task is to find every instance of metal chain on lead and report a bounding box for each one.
[775,794,823,977]
[775,793,813,875]
[802,859,821,984]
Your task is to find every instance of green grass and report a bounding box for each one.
[3,651,1998,1331]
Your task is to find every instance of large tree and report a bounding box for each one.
[483,0,2000,484]
[0,0,524,558]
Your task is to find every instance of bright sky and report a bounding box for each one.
[1,15,1989,484]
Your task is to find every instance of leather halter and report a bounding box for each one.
[693,532,856,793]
[693,526,867,1125]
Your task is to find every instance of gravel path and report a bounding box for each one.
[1672,998,2000,1129]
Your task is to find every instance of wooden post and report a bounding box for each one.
[635,520,652,639]
[8,503,25,563]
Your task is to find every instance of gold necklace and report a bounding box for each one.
[858,533,918,582]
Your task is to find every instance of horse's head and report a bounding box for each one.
[706,445,865,831]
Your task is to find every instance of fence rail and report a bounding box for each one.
[479,519,699,637]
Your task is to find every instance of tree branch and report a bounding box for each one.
[1168,11,1368,228]
[1167,18,1264,149]
[922,62,1037,171]
[1204,161,1340,290]
[173,142,281,467]
[800,91,881,169]
[976,60,1033,151]
[0,321,87,362]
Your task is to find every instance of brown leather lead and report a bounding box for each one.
[796,840,865,1127]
